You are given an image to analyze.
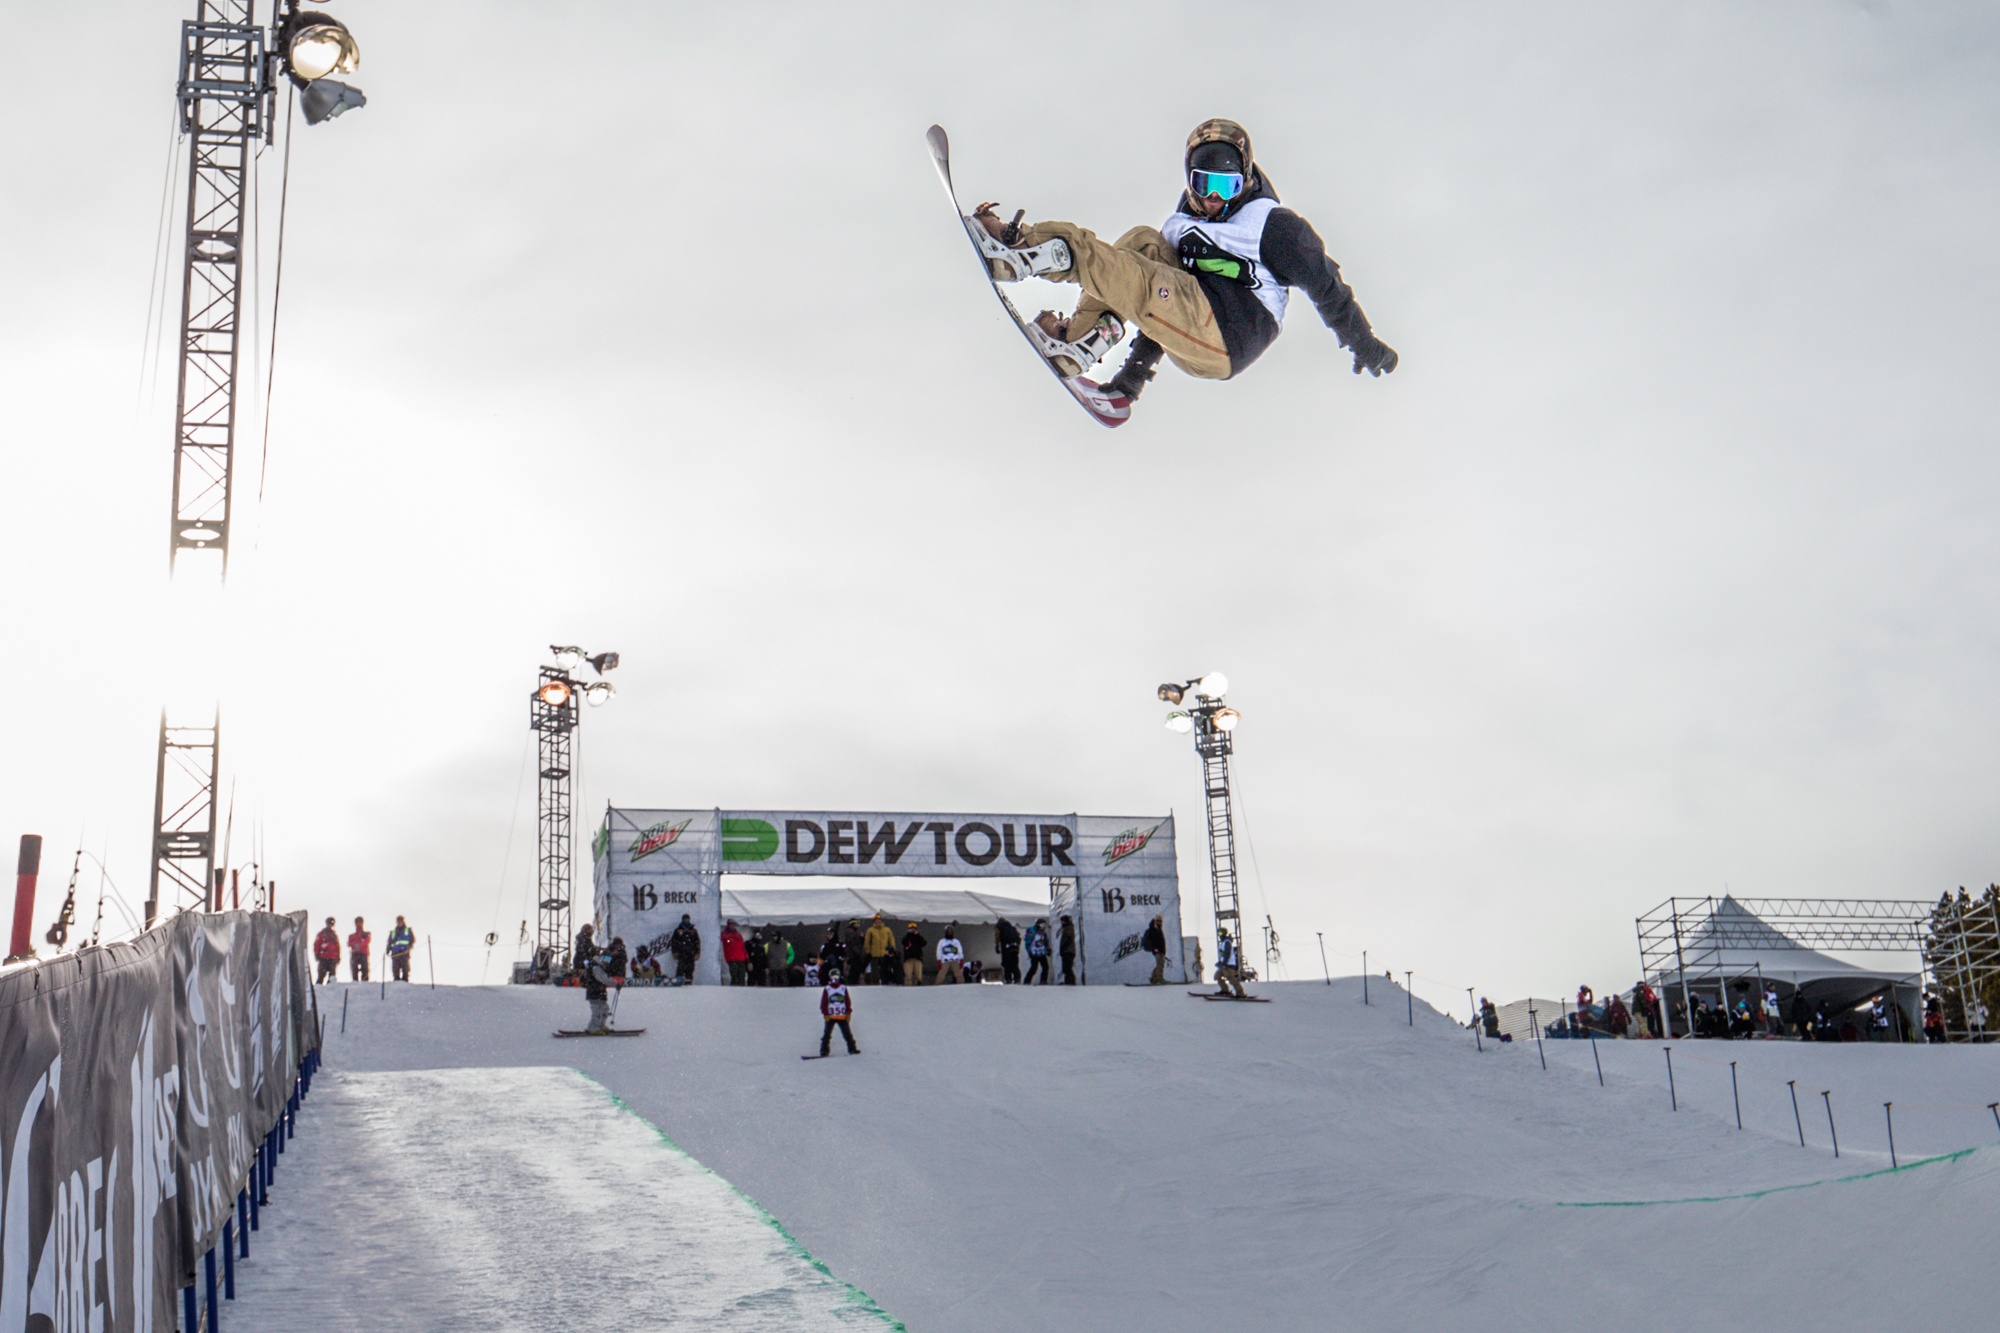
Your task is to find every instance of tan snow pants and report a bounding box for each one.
[1021,221,1233,380]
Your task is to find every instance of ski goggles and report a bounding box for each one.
[1189,168,1246,201]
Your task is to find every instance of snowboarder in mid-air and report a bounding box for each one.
[957,118,1397,419]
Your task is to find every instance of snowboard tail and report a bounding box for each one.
[926,124,1131,429]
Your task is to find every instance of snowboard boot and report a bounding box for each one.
[970,203,1074,282]
[1107,333,1165,401]
[1028,310,1125,378]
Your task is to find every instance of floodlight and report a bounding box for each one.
[536,679,571,707]
[300,78,366,125]
[1213,707,1241,732]
[286,16,361,81]
[587,651,621,675]
[1165,711,1193,734]
[1194,671,1228,699]
[550,645,584,671]
[584,681,616,707]
[1157,683,1185,705]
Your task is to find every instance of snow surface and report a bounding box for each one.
[228,1066,898,1330]
[263,977,2000,1329]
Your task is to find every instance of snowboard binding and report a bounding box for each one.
[1028,310,1125,378]
[969,203,1074,282]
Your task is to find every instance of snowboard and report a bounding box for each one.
[802,1051,860,1060]
[1188,992,1271,1003]
[553,1028,646,1038]
[926,124,1132,428]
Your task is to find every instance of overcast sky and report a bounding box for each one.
[5,1,1999,1001]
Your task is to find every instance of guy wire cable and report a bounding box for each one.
[257,80,297,507]
[139,100,182,403]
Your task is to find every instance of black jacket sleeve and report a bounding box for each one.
[1259,208,1375,348]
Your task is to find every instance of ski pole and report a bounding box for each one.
[1664,1046,1676,1110]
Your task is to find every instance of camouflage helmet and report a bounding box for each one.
[1185,118,1255,183]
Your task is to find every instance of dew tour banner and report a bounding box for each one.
[0,910,318,1331]
[592,809,1181,985]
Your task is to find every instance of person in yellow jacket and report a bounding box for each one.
[862,914,895,986]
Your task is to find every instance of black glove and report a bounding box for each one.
[1349,331,1398,377]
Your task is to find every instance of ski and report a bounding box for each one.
[553,1028,647,1037]
[801,1052,860,1060]
[1187,992,1270,1003]
[926,124,1132,429]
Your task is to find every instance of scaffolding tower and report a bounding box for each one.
[145,713,221,925]
[531,667,579,978]
[1923,888,2000,1041]
[1191,702,1248,981]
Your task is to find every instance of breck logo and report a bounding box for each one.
[629,818,693,862]
[1102,824,1160,865]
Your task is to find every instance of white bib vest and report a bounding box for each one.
[1161,197,1290,325]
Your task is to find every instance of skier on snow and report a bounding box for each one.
[387,915,416,982]
[581,946,618,1034]
[818,967,860,1056]
[970,118,1396,410]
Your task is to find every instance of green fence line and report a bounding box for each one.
[1550,1145,1983,1208]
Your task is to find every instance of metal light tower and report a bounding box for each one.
[148,2,366,925]
[1157,673,1248,984]
[529,647,619,979]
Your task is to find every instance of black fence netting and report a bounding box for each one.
[0,909,319,1330]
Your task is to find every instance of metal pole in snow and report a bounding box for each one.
[1591,1028,1604,1086]
[1468,989,1482,1052]
[1363,951,1369,1005]
[1664,1046,1677,1110]
[1885,1102,1897,1168]
[1990,1102,1999,1138]
[1317,933,1330,985]
[1405,972,1414,1026]
[1729,1062,1741,1128]
[340,987,349,1035]
[1531,1007,1547,1070]
[1822,1090,1839,1158]
[1789,1080,1805,1146]
[428,935,436,990]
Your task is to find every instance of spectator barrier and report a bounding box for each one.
[0,910,321,1330]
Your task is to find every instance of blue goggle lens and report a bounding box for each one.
[1190,169,1245,201]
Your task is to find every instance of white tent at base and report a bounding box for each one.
[721,887,1046,926]
[1650,896,1922,1034]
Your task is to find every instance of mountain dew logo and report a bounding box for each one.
[1102,823,1160,865]
[629,818,693,862]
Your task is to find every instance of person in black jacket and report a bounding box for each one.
[1140,915,1169,985]
[901,924,928,986]
[972,117,1395,411]
[1058,915,1077,985]
[995,917,1023,984]
[667,914,701,983]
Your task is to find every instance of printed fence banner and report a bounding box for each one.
[594,808,1181,984]
[595,810,722,985]
[1073,815,1185,985]
[0,910,317,1331]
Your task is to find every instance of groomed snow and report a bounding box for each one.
[228,1066,899,1330]
[270,978,1999,1329]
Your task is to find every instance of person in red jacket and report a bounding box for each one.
[818,968,860,1057]
[347,917,372,982]
[312,917,341,984]
[721,919,749,986]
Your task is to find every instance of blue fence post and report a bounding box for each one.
[1885,1102,1897,1169]
[204,1246,218,1329]
[250,1167,260,1229]
[1788,1080,1805,1146]
[1729,1062,1741,1129]
[223,1219,235,1299]
[1590,1028,1603,1086]
[1822,1090,1839,1158]
[183,1285,196,1331]
[1664,1046,1677,1111]
[238,1189,249,1255]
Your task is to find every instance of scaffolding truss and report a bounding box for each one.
[1924,889,2000,1042]
[531,668,579,978]
[146,713,221,925]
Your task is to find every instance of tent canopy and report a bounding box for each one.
[721,886,1048,928]
[1657,896,1914,986]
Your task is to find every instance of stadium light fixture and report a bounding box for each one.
[536,679,571,708]
[1157,683,1185,705]
[300,78,366,125]
[550,645,584,671]
[1214,707,1241,732]
[584,681,616,707]
[1194,671,1229,699]
[587,652,621,675]
[1165,710,1193,734]
[285,14,361,82]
